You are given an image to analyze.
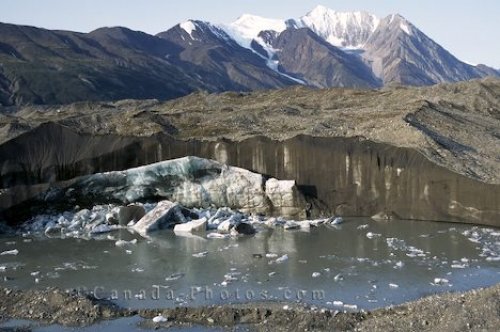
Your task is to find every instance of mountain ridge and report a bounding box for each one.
[0,5,498,106]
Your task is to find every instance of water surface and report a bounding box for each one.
[1,218,499,311]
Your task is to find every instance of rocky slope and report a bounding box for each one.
[266,28,380,88]
[363,14,481,85]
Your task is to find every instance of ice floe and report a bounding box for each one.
[433,278,451,286]
[173,217,207,233]
[0,249,19,256]
[152,314,168,323]
[366,232,381,239]
[273,254,289,264]
[115,239,137,247]
[192,251,208,258]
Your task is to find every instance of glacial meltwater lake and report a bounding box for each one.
[1,218,499,313]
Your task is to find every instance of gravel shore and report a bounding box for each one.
[1,283,498,331]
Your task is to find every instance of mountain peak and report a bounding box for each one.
[306,4,370,18]
[224,14,287,49]
[380,14,414,36]
[179,20,197,37]
[297,6,380,49]
[230,14,287,35]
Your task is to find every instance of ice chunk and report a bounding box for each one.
[152,314,168,323]
[329,217,344,225]
[217,219,233,233]
[389,283,399,288]
[44,224,62,236]
[433,278,449,285]
[334,274,344,282]
[312,272,321,278]
[394,261,404,268]
[344,304,358,310]
[115,239,138,247]
[132,200,185,235]
[284,221,300,230]
[165,273,184,281]
[275,254,289,264]
[0,249,19,256]
[90,224,115,235]
[192,251,208,258]
[366,232,381,239]
[207,232,230,239]
[173,217,207,233]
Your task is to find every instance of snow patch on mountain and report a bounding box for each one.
[225,6,381,51]
[400,22,412,35]
[180,20,197,38]
[220,15,304,83]
[296,5,380,49]
[224,14,287,49]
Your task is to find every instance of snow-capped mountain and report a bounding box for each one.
[0,5,498,105]
[223,14,288,49]
[293,5,380,49]
[156,20,296,91]
[216,5,495,87]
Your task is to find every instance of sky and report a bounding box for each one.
[1,0,499,68]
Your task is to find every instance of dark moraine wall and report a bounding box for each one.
[1,123,499,226]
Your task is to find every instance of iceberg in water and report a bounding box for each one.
[43,156,309,219]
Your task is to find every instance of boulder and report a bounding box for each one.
[230,222,256,235]
[132,200,185,235]
[173,217,207,233]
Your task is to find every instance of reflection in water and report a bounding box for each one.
[0,218,499,310]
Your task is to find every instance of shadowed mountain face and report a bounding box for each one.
[0,23,209,106]
[268,28,380,88]
[156,21,296,91]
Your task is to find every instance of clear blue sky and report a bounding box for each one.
[1,0,499,68]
